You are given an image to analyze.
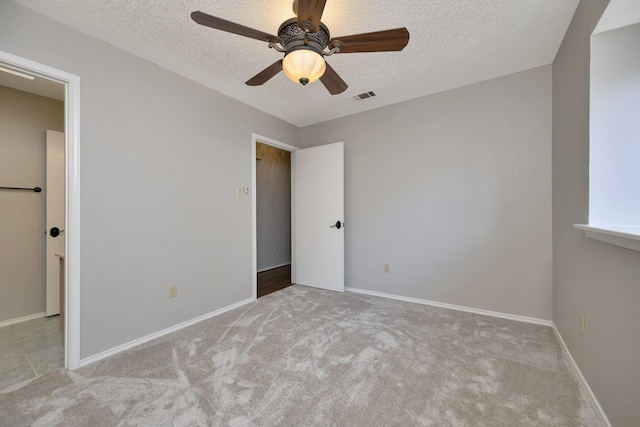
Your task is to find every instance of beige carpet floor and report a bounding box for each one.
[0,285,603,426]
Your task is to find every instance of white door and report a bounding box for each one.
[291,141,344,292]
[46,130,64,316]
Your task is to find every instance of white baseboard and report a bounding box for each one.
[552,324,612,427]
[0,311,46,328]
[257,263,291,273]
[345,287,553,327]
[80,297,255,367]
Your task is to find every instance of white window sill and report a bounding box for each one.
[574,224,640,252]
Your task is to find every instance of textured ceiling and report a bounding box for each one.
[12,0,580,127]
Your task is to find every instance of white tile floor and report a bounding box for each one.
[0,316,64,390]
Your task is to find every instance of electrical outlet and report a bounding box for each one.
[168,284,177,298]
[384,263,391,273]
[579,312,585,334]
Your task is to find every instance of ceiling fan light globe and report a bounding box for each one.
[282,49,326,85]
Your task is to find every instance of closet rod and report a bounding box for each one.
[0,186,42,192]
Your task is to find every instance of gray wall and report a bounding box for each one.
[0,1,299,358]
[300,66,553,320]
[256,143,291,272]
[0,85,64,322]
[553,0,640,425]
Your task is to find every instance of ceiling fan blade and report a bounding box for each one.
[191,11,280,43]
[331,28,410,53]
[297,0,327,32]
[245,60,283,86]
[320,62,348,95]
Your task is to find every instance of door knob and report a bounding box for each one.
[330,221,343,230]
[49,227,64,237]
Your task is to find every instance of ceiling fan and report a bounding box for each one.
[191,0,410,95]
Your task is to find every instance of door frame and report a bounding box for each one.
[251,133,299,300]
[0,50,81,370]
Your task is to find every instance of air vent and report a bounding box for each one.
[351,91,377,102]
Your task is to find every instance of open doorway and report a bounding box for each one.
[256,141,292,297]
[0,80,64,388]
[251,135,346,298]
[0,50,81,373]
[252,134,299,299]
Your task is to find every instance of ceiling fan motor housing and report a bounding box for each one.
[278,18,330,59]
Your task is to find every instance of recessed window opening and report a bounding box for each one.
[589,6,640,230]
